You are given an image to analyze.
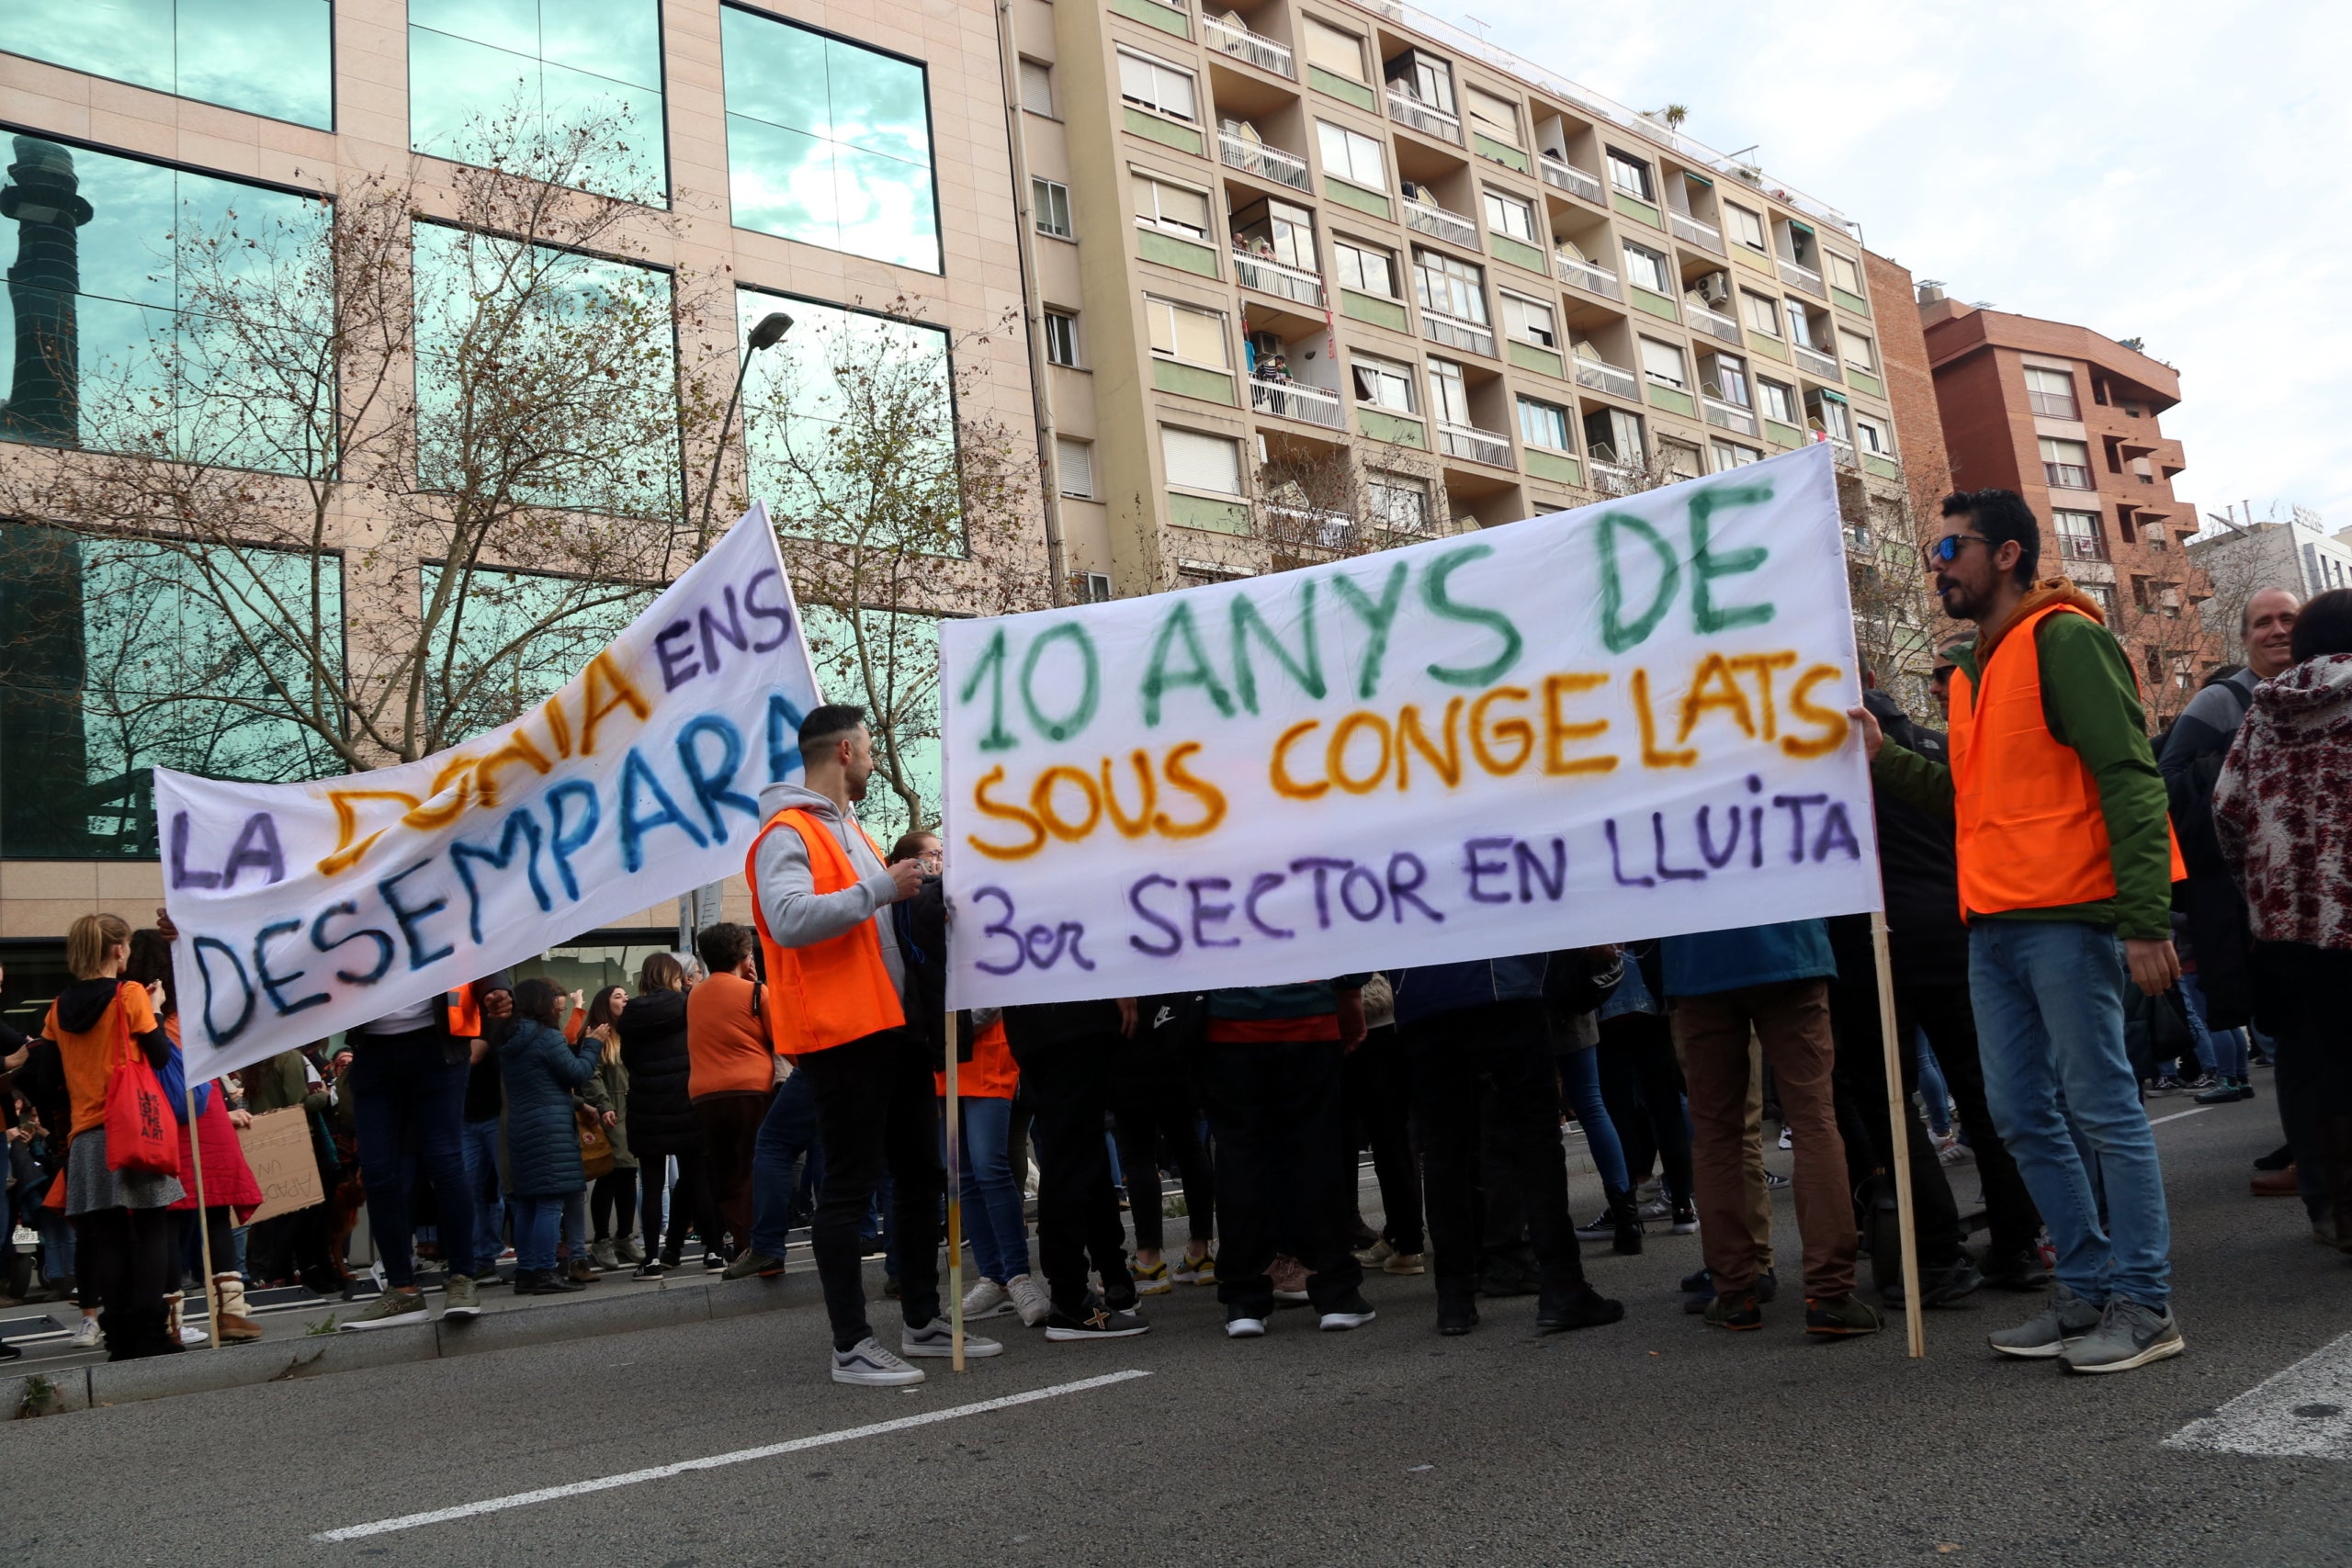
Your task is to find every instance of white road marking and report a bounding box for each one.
[314,1369,1152,1541]
[2164,1331,2352,1460]
[2148,1105,2215,1127]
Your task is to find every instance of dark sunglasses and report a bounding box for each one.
[1928,533,1992,565]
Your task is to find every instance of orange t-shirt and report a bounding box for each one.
[935,1019,1017,1100]
[686,972,775,1099]
[50,981,157,1136]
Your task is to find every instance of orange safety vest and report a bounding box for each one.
[447,987,482,1039]
[744,807,906,1055]
[936,1019,1017,1100]
[1949,601,2186,920]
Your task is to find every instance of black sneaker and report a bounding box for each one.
[2254,1143,2295,1172]
[1979,1251,2053,1292]
[1318,1291,1377,1331]
[1679,1267,1715,1314]
[1881,1258,1983,1308]
[1536,1283,1624,1334]
[1045,1302,1151,1340]
[1436,1297,1478,1337]
[631,1260,666,1281]
[1668,1204,1699,1235]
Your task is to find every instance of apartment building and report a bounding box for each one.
[1918,294,2218,716]
[1006,0,1916,590]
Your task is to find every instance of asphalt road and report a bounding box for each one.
[6,1087,2347,1567]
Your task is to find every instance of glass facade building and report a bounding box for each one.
[1,0,333,127]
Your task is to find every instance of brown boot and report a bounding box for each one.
[2251,1165,2300,1198]
[211,1273,265,1342]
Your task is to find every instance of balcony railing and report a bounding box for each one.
[1538,154,1604,204]
[1219,130,1312,192]
[1201,15,1293,76]
[1385,86,1463,144]
[2057,532,2108,562]
[1589,457,1639,493]
[2044,461,2096,491]
[1268,503,1356,549]
[1792,343,1842,382]
[1555,254,1621,300]
[1250,377,1344,429]
[1420,307,1496,357]
[1687,301,1742,346]
[1573,356,1639,400]
[1669,210,1724,254]
[1779,257,1826,298]
[1703,397,1758,437]
[1233,245,1326,307]
[1438,421,1513,468]
[2027,389,2080,420]
[1401,198,1479,248]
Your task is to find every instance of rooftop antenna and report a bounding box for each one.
[1461,14,1490,38]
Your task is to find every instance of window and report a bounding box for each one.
[1825,252,1863,294]
[419,563,653,735]
[1621,242,1668,294]
[1482,188,1538,244]
[1145,296,1228,367]
[1606,149,1654,201]
[1806,389,1850,442]
[0,525,346,858]
[2024,366,2079,419]
[2080,581,2117,618]
[1426,358,1470,425]
[1413,248,1489,324]
[1333,237,1396,298]
[1726,204,1768,253]
[722,6,937,269]
[1499,290,1556,348]
[1303,17,1367,81]
[9,0,332,127]
[1057,436,1095,499]
[1118,48,1198,120]
[1351,353,1418,412]
[1759,379,1798,424]
[1740,289,1781,338]
[2053,508,2104,562]
[1162,426,1241,495]
[1855,415,1891,456]
[1019,58,1055,116]
[2041,435,2094,490]
[1134,173,1212,238]
[416,0,669,201]
[1388,51,1455,114]
[1517,394,1571,451]
[1317,120,1387,188]
[1584,405,1645,466]
[1465,85,1521,146]
[1044,310,1080,367]
[1660,440,1702,481]
[1703,352,1750,406]
[0,138,333,472]
[1368,471,1430,532]
[1033,177,1073,239]
[1840,330,1877,372]
[1784,299,1815,347]
[1711,438,1761,471]
[1639,337,1687,390]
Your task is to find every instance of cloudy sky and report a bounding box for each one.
[1461,0,2351,535]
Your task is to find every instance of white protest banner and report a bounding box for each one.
[159,507,824,1081]
[941,443,1880,1010]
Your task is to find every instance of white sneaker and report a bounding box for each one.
[1777,1126,1794,1151]
[832,1337,926,1385]
[1226,1315,1267,1338]
[67,1316,102,1349]
[1006,1273,1051,1327]
[961,1278,1014,1320]
[902,1318,1004,1359]
[178,1321,209,1347]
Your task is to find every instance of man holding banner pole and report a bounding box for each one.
[746,704,1002,1386]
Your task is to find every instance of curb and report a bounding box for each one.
[1,1274,796,1420]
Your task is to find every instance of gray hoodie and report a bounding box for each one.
[752,780,908,1004]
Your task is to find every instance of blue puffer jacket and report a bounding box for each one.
[1391,954,1553,1028]
[1660,920,1838,999]
[499,1019,602,1198]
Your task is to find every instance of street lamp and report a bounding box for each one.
[698,310,794,538]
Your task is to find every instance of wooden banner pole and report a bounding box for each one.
[944,1008,965,1372]
[1871,910,1925,1359]
[181,1073,222,1351]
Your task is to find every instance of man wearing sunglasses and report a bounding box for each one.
[1848,489,2186,1376]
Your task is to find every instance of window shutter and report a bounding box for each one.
[1161,428,1241,493]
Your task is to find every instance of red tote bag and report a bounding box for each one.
[104,989,177,1176]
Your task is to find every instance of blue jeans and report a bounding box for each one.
[944,1095,1029,1283]
[751,1069,820,1258]
[349,1028,478,1285]
[1916,1031,1954,1137]
[2178,971,2247,1079]
[1969,920,2172,1310]
[461,1117,508,1260]
[514,1195,562,1271]
[1556,1048,1629,1193]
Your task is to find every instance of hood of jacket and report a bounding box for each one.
[2252,653,2352,739]
[1976,577,2109,668]
[55,977,122,1034]
[757,780,842,826]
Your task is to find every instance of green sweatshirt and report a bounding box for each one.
[1872,599,2175,942]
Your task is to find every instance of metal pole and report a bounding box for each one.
[696,313,793,548]
[1871,909,1925,1358]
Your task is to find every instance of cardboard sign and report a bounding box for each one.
[237,1106,324,1224]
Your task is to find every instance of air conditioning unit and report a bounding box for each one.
[1698,272,1732,306]
[1080,571,1114,604]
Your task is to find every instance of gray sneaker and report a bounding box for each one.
[441,1274,481,1321]
[1986,1286,2101,1359]
[831,1337,926,1386]
[2060,1299,2184,1374]
[339,1287,429,1332]
[901,1318,1004,1358]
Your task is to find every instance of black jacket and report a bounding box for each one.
[2155,671,2258,1030]
[616,988,695,1156]
[890,876,951,1058]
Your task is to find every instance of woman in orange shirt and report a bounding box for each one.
[48,913,184,1360]
[938,1013,1040,1325]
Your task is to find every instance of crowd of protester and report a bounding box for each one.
[1,488,2345,1389]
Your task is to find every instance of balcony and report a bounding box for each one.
[1249,376,1345,429]
[1669,210,1724,255]
[1779,257,1826,299]
[2045,461,2096,491]
[1555,254,1621,300]
[1420,307,1496,357]
[2028,389,2080,420]
[1219,130,1312,192]
[1438,421,1513,468]
[1703,398,1758,437]
[1201,14,1293,76]
[1386,86,1463,145]
[1792,343,1842,382]
[1401,197,1479,248]
[1573,355,1639,400]
[1233,245,1327,308]
[1268,503,1356,548]
[1539,154,1604,204]
[2058,532,2107,563]
[1687,301,1742,346]
[1590,457,1639,493]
